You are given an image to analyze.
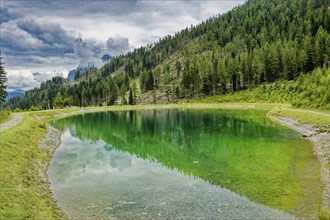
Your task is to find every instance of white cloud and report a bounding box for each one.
[6,69,67,91]
[106,35,131,56]
[7,72,40,91]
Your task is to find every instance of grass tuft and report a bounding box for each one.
[319,207,330,220]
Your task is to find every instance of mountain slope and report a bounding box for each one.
[6,0,330,110]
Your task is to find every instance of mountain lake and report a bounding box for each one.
[48,109,322,219]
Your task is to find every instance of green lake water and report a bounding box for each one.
[48,109,322,219]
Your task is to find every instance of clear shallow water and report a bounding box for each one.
[48,109,322,219]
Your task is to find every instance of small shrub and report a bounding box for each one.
[0,108,11,123]
[14,108,23,112]
[28,105,40,111]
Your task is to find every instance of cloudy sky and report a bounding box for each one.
[0,0,244,91]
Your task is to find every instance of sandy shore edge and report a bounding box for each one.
[268,114,330,211]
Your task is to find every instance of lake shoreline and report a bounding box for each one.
[40,126,67,219]
[268,114,330,212]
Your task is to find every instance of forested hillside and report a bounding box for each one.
[6,0,330,110]
[200,67,330,110]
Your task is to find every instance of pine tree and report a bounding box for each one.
[0,55,8,105]
[108,80,119,105]
[119,83,127,105]
[146,70,154,91]
[128,89,134,105]
[175,60,181,77]
[54,92,63,108]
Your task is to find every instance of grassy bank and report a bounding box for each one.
[0,113,66,219]
[269,108,330,132]
[0,104,329,219]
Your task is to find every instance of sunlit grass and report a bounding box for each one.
[319,207,330,220]
[0,113,66,219]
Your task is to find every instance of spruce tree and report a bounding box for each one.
[0,55,7,105]
[128,89,134,105]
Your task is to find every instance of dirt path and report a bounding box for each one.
[0,113,23,132]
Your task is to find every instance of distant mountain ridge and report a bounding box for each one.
[67,54,112,81]
[102,54,112,63]
[6,89,25,99]
[67,69,76,81]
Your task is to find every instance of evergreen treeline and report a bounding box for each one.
[6,0,330,110]
[200,67,330,110]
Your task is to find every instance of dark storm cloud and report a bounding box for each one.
[0,8,14,24]
[2,19,70,54]
[17,19,73,47]
[2,18,108,67]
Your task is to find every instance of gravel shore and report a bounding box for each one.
[39,126,67,218]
